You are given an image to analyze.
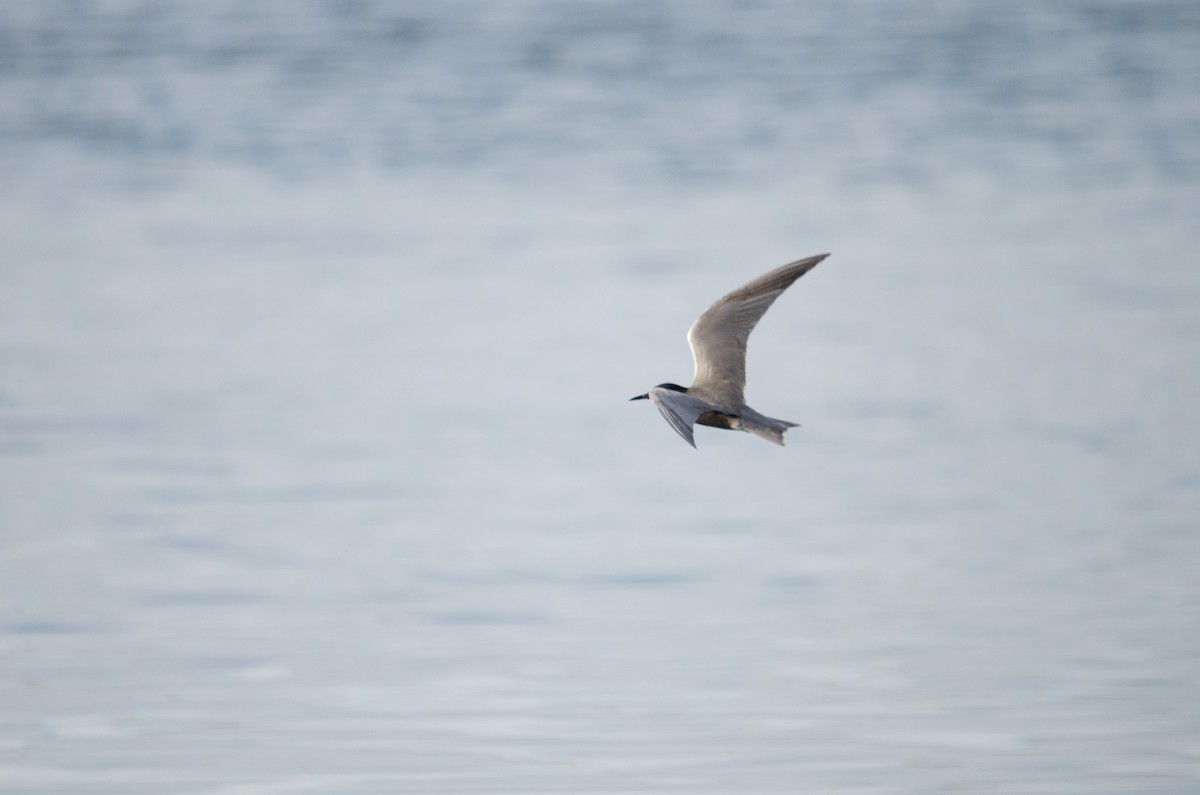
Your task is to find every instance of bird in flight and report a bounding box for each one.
[630,253,830,448]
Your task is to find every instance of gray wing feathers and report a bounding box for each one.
[647,388,712,448]
[687,253,829,405]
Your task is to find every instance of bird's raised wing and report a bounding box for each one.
[647,387,714,448]
[687,253,829,406]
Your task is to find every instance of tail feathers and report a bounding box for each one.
[744,416,800,446]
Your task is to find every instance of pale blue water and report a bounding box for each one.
[1,2,1199,793]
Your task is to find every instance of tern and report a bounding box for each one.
[630,253,830,448]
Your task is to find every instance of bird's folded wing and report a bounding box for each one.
[687,253,828,406]
[647,388,711,448]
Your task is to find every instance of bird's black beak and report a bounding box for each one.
[629,393,649,401]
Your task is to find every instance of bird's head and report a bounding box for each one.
[629,383,688,401]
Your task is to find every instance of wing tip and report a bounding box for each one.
[792,252,831,272]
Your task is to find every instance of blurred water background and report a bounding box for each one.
[1,1,1199,792]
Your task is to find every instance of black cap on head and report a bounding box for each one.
[631,383,687,400]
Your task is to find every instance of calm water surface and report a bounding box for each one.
[1,2,1199,793]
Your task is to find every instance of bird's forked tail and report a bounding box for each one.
[742,411,800,447]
